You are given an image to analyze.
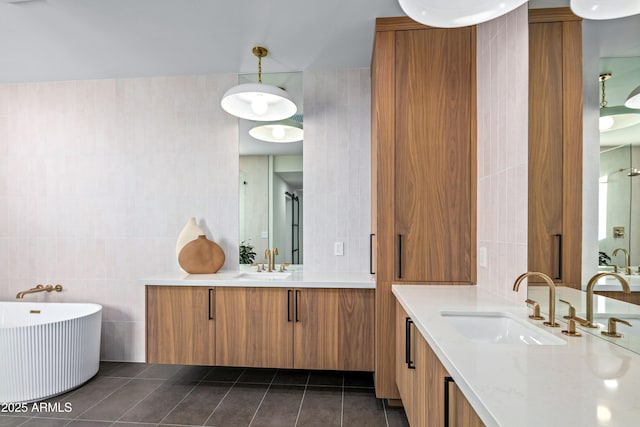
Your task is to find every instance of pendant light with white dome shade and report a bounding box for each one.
[626,85,640,109]
[221,46,297,121]
[396,0,529,28]
[570,0,640,20]
[599,73,640,132]
[249,118,303,143]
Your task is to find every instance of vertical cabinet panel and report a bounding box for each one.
[373,17,477,400]
[394,27,475,283]
[528,21,565,282]
[338,288,375,371]
[146,286,215,366]
[395,303,414,423]
[528,8,582,287]
[215,287,293,368]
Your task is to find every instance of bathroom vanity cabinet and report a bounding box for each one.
[145,285,374,371]
[396,301,484,427]
[371,16,477,399]
[146,286,215,365]
[528,8,582,288]
[216,287,374,371]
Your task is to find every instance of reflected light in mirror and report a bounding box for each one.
[597,405,612,423]
[571,0,640,20]
[249,119,304,143]
[603,379,618,390]
[397,0,528,28]
[626,85,640,108]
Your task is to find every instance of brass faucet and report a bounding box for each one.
[16,284,63,299]
[585,273,631,328]
[264,248,279,272]
[513,272,559,327]
[612,248,631,275]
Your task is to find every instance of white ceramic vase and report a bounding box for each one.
[176,217,204,257]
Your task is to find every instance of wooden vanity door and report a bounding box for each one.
[146,285,215,366]
[215,287,294,368]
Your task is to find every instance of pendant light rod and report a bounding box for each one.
[600,73,611,108]
[252,46,268,84]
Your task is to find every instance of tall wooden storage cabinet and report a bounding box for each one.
[371,17,477,399]
[528,8,582,287]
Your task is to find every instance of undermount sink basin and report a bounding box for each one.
[441,311,566,345]
[238,272,292,281]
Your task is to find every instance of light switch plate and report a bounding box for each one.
[479,246,487,267]
[334,241,344,256]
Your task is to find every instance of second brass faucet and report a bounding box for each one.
[612,248,631,275]
[264,248,279,272]
[585,272,631,328]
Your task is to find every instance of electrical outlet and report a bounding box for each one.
[334,241,344,256]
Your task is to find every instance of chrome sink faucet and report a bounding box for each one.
[585,272,631,328]
[612,248,631,275]
[513,272,559,327]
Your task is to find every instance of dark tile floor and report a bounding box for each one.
[1,363,409,427]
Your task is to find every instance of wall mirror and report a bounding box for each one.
[530,11,640,356]
[238,72,304,268]
[598,57,640,271]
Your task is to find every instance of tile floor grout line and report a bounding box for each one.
[246,368,279,427]
[340,372,345,427]
[113,378,165,424]
[66,376,136,423]
[382,397,390,427]
[293,371,311,426]
[156,367,211,426]
[201,368,246,426]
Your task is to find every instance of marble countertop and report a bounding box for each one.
[138,270,374,289]
[393,285,640,427]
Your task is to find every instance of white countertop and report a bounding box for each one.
[393,285,640,427]
[139,270,375,289]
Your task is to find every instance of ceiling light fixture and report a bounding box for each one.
[599,73,640,132]
[570,0,640,20]
[221,46,297,121]
[249,119,303,143]
[625,85,640,109]
[397,0,529,28]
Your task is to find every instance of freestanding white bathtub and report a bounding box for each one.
[0,301,102,403]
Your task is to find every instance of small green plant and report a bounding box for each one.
[240,240,256,264]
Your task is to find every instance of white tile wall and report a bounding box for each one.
[476,5,529,302]
[0,74,239,361]
[303,69,371,273]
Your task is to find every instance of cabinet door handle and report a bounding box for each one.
[398,234,403,279]
[444,376,454,427]
[295,290,300,322]
[369,233,376,274]
[405,317,415,369]
[555,234,562,280]
[208,288,215,320]
[287,290,293,322]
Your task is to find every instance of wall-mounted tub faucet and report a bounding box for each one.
[16,284,63,299]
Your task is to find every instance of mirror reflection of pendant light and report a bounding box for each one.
[397,0,529,28]
[570,0,640,20]
[221,46,297,121]
[249,118,303,143]
[599,73,640,132]
[626,85,640,109]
